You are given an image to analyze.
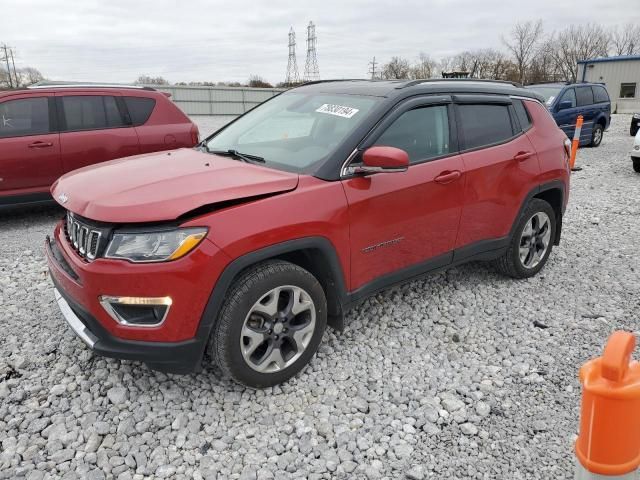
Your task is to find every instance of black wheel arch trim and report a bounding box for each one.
[510,180,566,245]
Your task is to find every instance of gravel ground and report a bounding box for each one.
[1,115,639,480]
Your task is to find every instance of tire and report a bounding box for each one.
[590,123,604,147]
[631,127,639,137]
[494,199,557,279]
[633,158,640,173]
[209,260,327,388]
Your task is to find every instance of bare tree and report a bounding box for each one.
[247,75,273,88]
[551,24,610,82]
[410,53,438,79]
[381,57,411,80]
[528,37,563,83]
[15,67,44,87]
[503,20,543,84]
[134,75,170,85]
[610,24,640,55]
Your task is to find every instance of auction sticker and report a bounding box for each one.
[316,104,359,118]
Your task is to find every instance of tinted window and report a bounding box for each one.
[620,83,636,99]
[0,97,50,138]
[576,87,594,107]
[513,100,532,131]
[458,104,514,150]
[374,105,450,163]
[61,96,124,131]
[593,86,609,103]
[124,97,156,126]
[559,89,576,108]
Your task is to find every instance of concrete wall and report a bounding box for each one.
[578,58,640,113]
[150,85,285,116]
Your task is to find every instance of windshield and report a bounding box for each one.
[205,92,379,174]
[525,85,564,105]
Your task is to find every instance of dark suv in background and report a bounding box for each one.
[526,82,610,147]
[0,83,199,207]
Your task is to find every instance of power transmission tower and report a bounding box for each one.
[303,21,320,82]
[285,27,300,86]
[368,57,378,79]
[1,44,14,88]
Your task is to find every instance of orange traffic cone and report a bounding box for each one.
[570,115,584,172]
[575,331,640,479]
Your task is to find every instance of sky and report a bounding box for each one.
[1,0,639,85]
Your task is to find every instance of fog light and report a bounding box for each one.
[99,296,172,327]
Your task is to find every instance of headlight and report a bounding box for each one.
[105,227,207,263]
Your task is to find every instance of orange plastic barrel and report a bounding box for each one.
[575,331,640,476]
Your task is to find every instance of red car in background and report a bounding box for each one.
[0,84,199,207]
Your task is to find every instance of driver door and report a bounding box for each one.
[341,98,465,291]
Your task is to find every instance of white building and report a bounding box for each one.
[577,55,640,113]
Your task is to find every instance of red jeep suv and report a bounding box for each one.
[46,80,570,387]
[0,83,199,207]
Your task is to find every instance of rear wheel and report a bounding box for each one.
[590,123,604,147]
[209,260,327,388]
[494,199,556,279]
[633,158,640,173]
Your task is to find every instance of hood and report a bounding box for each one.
[51,148,299,223]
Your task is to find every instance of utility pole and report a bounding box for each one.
[1,44,14,88]
[368,56,378,79]
[303,21,320,82]
[9,49,17,87]
[285,27,300,86]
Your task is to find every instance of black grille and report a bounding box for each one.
[64,212,110,261]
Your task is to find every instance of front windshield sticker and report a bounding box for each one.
[315,104,359,119]
[546,96,555,105]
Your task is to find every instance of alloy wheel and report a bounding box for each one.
[593,127,603,145]
[519,212,551,269]
[240,285,316,373]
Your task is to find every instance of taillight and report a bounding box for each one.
[191,125,200,146]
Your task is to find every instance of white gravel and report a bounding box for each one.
[1,114,639,479]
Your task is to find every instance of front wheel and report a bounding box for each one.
[590,123,604,147]
[494,199,556,279]
[209,260,327,388]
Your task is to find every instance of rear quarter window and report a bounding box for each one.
[124,97,156,126]
[512,100,532,131]
[593,86,610,104]
[458,104,515,150]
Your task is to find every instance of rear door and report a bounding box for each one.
[0,94,62,196]
[454,97,541,254]
[342,97,465,290]
[575,86,596,145]
[57,93,141,173]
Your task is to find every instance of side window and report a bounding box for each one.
[458,104,514,150]
[559,89,577,108]
[512,100,532,131]
[593,86,609,103]
[61,96,125,131]
[123,97,156,126]
[0,97,50,138]
[576,87,594,107]
[374,105,450,163]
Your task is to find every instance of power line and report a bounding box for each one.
[368,56,378,79]
[285,27,300,86]
[303,21,320,82]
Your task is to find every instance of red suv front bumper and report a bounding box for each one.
[45,221,231,373]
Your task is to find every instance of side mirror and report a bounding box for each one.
[350,146,409,175]
[557,100,573,111]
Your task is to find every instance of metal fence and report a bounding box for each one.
[150,85,285,116]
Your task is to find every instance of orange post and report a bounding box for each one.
[575,331,640,479]
[570,115,584,171]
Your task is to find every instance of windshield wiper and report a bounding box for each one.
[210,149,265,164]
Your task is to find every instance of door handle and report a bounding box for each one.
[434,170,461,184]
[28,141,53,148]
[513,151,533,162]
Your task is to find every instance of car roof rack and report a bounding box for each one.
[525,81,569,86]
[297,79,371,86]
[397,78,522,89]
[27,81,156,91]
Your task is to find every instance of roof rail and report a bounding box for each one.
[28,81,156,91]
[397,78,522,89]
[296,79,371,87]
[525,80,569,86]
